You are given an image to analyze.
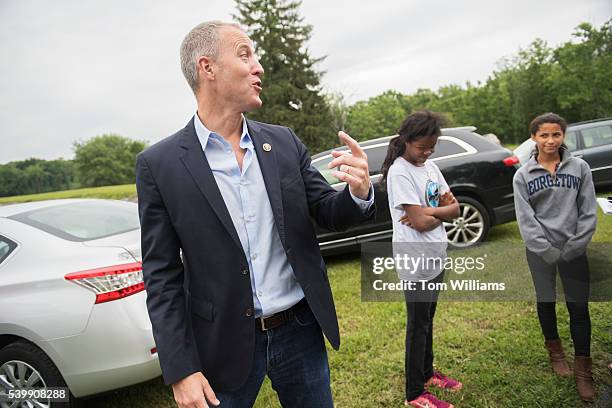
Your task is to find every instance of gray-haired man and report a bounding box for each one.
[136,21,375,407]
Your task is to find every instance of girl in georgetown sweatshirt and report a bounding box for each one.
[513,113,597,402]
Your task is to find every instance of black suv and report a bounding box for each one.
[312,127,519,255]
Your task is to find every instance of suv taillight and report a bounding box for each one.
[65,262,144,304]
[503,156,520,167]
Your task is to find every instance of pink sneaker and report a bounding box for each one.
[405,391,454,408]
[426,371,463,391]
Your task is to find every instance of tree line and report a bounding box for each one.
[341,20,611,144]
[0,135,146,197]
[238,0,610,148]
[2,0,609,197]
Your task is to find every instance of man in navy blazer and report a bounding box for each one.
[136,21,374,408]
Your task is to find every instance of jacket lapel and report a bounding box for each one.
[248,120,286,246]
[178,118,244,254]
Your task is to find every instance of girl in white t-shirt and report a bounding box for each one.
[381,110,462,408]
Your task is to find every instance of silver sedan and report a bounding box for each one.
[0,199,160,407]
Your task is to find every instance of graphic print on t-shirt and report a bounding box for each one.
[425,179,440,208]
[387,158,449,245]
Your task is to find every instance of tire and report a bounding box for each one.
[444,195,490,248]
[0,340,76,408]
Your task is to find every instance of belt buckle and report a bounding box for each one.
[259,316,269,331]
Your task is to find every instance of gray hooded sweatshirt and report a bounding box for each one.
[513,148,597,264]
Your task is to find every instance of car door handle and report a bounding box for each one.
[574,154,583,158]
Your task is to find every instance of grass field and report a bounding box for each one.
[84,192,611,408]
[2,185,611,407]
[0,184,136,204]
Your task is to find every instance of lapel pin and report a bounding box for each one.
[263,143,272,152]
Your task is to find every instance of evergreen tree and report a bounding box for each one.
[234,0,337,153]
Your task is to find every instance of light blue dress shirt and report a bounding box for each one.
[194,113,373,317]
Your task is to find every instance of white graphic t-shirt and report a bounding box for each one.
[387,156,450,280]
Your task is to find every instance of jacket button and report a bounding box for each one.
[245,308,253,317]
[241,267,249,275]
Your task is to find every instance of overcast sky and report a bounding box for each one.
[1,0,610,164]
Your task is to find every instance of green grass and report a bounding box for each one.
[3,187,611,407]
[86,256,611,408]
[0,184,136,204]
[84,190,612,408]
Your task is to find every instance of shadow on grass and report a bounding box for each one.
[83,377,174,407]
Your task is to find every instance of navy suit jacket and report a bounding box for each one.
[136,118,374,390]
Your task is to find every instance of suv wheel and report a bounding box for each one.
[444,196,490,248]
[0,341,74,407]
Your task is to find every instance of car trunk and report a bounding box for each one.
[82,229,142,262]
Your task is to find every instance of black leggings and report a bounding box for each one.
[404,270,445,401]
[525,249,591,357]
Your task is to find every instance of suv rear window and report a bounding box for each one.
[430,139,467,159]
[312,142,390,184]
[312,137,472,183]
[312,156,340,184]
[9,201,140,242]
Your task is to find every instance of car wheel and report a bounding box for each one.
[444,196,490,248]
[0,341,75,408]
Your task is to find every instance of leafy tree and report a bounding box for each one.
[234,0,337,153]
[326,91,349,133]
[0,159,75,197]
[344,20,611,145]
[23,164,47,194]
[345,90,410,139]
[551,20,612,122]
[496,39,557,141]
[43,159,76,190]
[73,134,146,187]
[0,164,22,197]
[406,88,440,112]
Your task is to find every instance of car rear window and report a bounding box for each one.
[9,201,140,242]
[365,145,389,176]
[313,137,472,183]
[565,130,578,151]
[580,124,612,149]
[313,155,340,184]
[0,235,17,264]
[430,139,468,159]
[312,143,390,184]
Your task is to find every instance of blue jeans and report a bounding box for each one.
[215,304,334,408]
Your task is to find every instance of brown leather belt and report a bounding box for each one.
[255,298,308,331]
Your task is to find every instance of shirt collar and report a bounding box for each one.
[193,112,253,150]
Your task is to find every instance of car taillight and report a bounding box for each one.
[65,262,144,304]
[503,156,520,167]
